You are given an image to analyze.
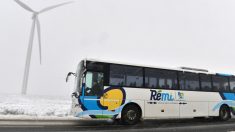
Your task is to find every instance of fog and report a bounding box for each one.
[1,0,235,96]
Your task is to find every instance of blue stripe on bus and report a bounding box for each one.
[223,93,235,100]
[216,73,233,77]
[80,96,101,110]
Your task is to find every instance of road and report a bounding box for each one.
[1,118,235,132]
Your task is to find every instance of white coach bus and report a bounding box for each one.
[67,59,235,125]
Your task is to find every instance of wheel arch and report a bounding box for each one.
[220,104,231,113]
[220,103,230,108]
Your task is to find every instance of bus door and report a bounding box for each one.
[81,71,104,118]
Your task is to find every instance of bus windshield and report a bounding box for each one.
[75,60,84,93]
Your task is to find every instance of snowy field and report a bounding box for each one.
[0,94,77,120]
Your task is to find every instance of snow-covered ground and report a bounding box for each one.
[0,94,76,120]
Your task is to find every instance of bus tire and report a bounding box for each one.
[218,105,231,121]
[121,104,141,125]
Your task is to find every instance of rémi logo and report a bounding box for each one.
[150,90,174,101]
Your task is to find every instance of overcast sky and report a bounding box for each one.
[1,0,235,96]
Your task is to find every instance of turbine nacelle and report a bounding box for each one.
[32,12,39,19]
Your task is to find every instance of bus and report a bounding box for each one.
[68,58,235,125]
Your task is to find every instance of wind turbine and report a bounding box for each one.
[14,0,73,95]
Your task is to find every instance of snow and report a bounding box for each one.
[0,94,76,120]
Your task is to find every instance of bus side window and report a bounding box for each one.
[109,64,143,87]
[109,65,125,86]
[145,68,178,90]
[229,77,235,92]
[212,75,229,92]
[179,72,200,91]
[200,74,212,91]
[125,66,143,87]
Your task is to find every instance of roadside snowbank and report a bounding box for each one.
[0,94,73,119]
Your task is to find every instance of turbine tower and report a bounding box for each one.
[14,0,73,95]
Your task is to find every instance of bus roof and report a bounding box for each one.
[82,58,233,76]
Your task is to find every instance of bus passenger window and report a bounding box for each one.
[230,77,235,92]
[200,74,212,91]
[212,75,229,92]
[159,79,165,88]
[179,72,200,91]
[109,65,125,86]
[145,68,178,90]
[125,66,143,87]
[109,65,143,87]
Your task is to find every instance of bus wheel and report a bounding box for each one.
[121,104,141,125]
[218,105,231,121]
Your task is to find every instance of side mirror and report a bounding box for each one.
[72,92,79,98]
[66,72,76,82]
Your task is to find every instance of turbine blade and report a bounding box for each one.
[14,0,35,13]
[39,1,74,13]
[36,18,42,64]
